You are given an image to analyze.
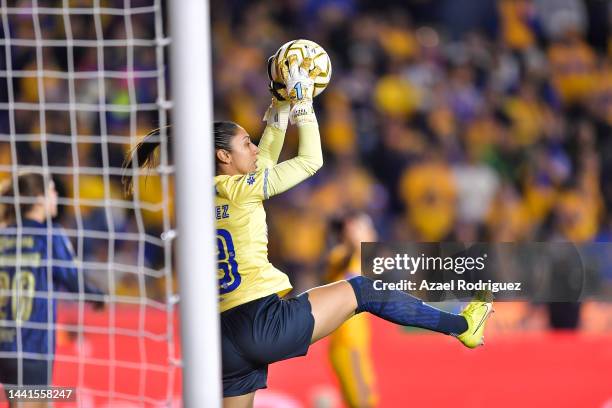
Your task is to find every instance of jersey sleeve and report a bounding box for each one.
[264,122,323,197]
[256,125,286,170]
[52,229,103,295]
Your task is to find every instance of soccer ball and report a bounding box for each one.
[268,39,332,98]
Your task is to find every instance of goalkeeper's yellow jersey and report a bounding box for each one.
[215,122,322,312]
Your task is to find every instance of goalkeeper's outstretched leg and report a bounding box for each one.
[306,277,493,347]
[221,280,493,408]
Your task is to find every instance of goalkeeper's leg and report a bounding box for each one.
[307,276,485,344]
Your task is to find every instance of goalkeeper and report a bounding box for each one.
[127,54,494,408]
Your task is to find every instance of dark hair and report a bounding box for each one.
[0,172,47,224]
[122,121,240,195]
[214,121,240,152]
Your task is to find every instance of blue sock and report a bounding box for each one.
[347,276,468,336]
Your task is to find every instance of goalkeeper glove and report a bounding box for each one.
[263,55,291,130]
[263,97,290,130]
[267,56,288,101]
[279,52,321,126]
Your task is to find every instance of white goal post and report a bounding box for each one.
[168,0,222,406]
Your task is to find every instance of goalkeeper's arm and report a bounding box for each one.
[259,52,324,198]
[264,117,322,197]
[257,99,290,169]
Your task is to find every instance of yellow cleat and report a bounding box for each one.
[457,291,494,349]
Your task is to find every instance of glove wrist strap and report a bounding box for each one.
[263,100,290,130]
[290,101,316,126]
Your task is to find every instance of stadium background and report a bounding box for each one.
[1,0,611,406]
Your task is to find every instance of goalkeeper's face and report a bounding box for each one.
[227,126,259,174]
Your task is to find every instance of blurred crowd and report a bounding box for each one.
[0,0,168,299]
[211,0,612,292]
[2,0,612,305]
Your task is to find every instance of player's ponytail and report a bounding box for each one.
[122,126,171,195]
[123,121,241,195]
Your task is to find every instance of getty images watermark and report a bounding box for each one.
[361,243,611,302]
[371,252,521,293]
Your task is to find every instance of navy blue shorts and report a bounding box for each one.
[0,358,52,386]
[221,293,315,397]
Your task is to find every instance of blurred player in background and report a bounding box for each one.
[0,172,105,407]
[327,210,379,408]
[127,54,493,408]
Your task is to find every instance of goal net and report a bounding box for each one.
[0,1,182,405]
